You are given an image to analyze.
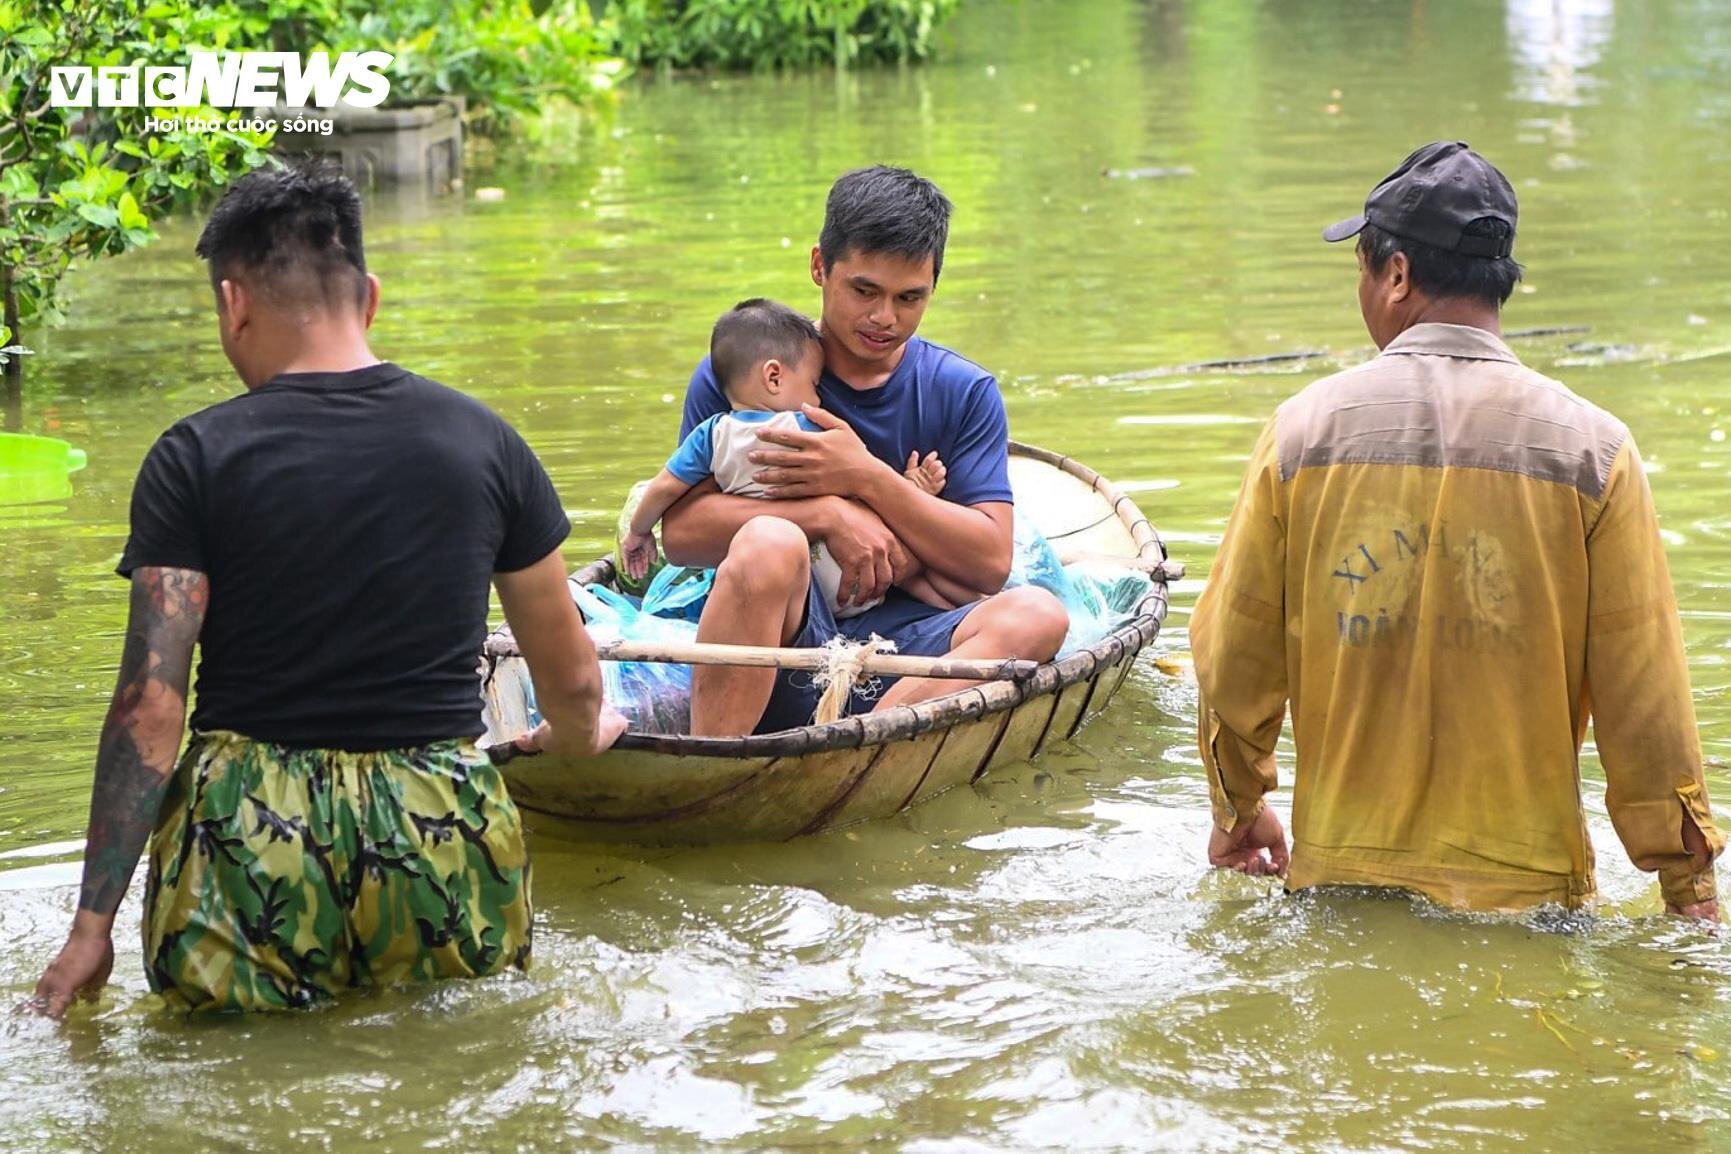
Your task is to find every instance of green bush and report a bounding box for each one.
[0,0,276,333]
[326,0,625,137]
[603,0,963,71]
[3,0,964,361]
[0,0,627,358]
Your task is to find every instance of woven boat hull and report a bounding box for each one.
[479,442,1174,843]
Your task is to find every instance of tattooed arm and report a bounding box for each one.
[33,567,207,1018]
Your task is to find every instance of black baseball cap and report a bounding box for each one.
[1322,141,1517,258]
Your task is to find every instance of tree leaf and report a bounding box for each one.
[117,190,148,230]
[76,202,120,228]
[0,165,38,201]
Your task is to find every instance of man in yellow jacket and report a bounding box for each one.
[1191,141,1723,918]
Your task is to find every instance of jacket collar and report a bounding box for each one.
[1380,322,1520,364]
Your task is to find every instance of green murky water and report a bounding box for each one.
[5,0,1731,1148]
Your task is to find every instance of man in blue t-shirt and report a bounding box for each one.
[664,165,1069,735]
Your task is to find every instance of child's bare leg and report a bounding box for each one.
[898,572,956,610]
[899,569,982,610]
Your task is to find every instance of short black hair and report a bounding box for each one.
[1358,218,1523,307]
[819,165,952,283]
[195,159,369,310]
[710,299,822,395]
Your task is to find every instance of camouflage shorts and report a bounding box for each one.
[142,730,532,1012]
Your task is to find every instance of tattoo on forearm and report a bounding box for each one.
[78,567,208,916]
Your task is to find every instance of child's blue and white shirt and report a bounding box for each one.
[665,410,877,617]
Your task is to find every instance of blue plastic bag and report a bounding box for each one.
[1005,514,1153,657]
[572,583,696,734]
[641,564,714,622]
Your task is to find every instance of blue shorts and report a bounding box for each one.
[754,583,983,734]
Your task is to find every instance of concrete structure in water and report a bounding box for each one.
[271,97,464,193]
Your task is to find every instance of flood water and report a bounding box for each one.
[4,0,1731,1149]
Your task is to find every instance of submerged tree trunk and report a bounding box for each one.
[2,263,21,432]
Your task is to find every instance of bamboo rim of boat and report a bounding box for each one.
[484,441,1174,758]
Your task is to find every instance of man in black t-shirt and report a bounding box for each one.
[33,163,624,1015]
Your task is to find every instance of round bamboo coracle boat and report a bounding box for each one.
[478,442,1178,844]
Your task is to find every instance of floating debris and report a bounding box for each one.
[1117,414,1264,426]
[1535,1007,1580,1052]
[1663,345,1731,365]
[1111,349,1329,382]
[1504,324,1591,339]
[1102,165,1196,180]
[1557,341,1645,367]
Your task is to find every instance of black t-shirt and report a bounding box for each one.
[118,363,569,750]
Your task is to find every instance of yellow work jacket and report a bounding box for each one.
[1191,323,1722,911]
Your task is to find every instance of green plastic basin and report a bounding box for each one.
[0,431,89,506]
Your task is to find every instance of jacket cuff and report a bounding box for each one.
[1658,864,1718,909]
[1206,777,1265,836]
[1200,710,1265,834]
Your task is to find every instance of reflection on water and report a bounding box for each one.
[1507,0,1616,106]
[3,0,1730,1149]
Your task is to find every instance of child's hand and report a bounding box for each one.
[905,451,947,496]
[621,530,659,580]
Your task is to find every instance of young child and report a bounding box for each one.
[622,298,959,618]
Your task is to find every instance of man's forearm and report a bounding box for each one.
[77,567,205,927]
[856,466,1011,595]
[495,551,611,758]
[525,593,605,750]
[535,667,605,756]
[78,715,183,925]
[661,485,837,568]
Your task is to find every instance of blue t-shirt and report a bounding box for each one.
[678,335,1014,508]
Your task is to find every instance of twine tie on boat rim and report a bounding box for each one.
[811,634,899,725]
